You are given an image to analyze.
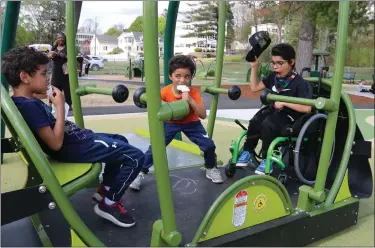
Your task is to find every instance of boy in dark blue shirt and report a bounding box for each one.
[2,46,144,228]
[236,43,313,174]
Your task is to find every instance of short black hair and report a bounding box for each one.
[271,43,296,67]
[1,46,49,88]
[168,55,196,77]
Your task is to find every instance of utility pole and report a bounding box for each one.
[94,16,99,55]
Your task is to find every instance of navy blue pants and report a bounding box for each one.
[67,133,144,202]
[142,121,216,173]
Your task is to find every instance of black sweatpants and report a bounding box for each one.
[62,133,145,202]
[243,107,293,159]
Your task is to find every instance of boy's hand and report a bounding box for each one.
[181,92,191,103]
[49,87,65,107]
[249,56,259,68]
[274,101,285,110]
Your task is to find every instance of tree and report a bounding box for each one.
[158,16,166,38]
[295,1,373,73]
[105,26,121,37]
[128,16,167,38]
[108,47,124,54]
[181,1,235,49]
[20,0,66,44]
[161,8,168,18]
[128,16,143,32]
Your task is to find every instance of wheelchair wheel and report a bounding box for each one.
[294,113,335,185]
[225,160,236,178]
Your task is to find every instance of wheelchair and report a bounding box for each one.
[225,67,335,186]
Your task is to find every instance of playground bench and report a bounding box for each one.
[327,71,356,84]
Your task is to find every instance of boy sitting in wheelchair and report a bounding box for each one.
[237,43,313,175]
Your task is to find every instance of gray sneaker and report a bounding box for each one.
[129,172,144,191]
[206,168,224,183]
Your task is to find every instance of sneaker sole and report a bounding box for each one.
[254,170,273,175]
[94,204,136,228]
[206,174,224,184]
[235,163,249,167]
[129,185,140,191]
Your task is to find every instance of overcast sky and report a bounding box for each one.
[78,1,193,32]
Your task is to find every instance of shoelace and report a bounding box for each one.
[210,168,221,175]
[114,203,127,214]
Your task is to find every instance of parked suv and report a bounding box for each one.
[85,56,105,71]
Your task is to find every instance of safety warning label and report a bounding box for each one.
[232,190,248,227]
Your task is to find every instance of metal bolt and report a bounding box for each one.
[48,202,56,209]
[39,185,46,193]
[350,151,353,155]
[352,141,356,145]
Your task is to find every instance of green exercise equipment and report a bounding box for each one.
[1,1,373,247]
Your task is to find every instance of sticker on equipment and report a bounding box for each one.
[232,190,248,227]
[253,194,267,212]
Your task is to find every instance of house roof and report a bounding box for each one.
[119,31,163,43]
[96,35,118,44]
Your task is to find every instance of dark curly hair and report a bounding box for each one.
[271,43,296,69]
[168,55,196,77]
[1,46,50,88]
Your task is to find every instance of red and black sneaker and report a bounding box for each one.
[92,183,124,204]
[94,201,136,227]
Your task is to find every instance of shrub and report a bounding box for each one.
[194,48,202,52]
[206,69,215,77]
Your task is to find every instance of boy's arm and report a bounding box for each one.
[36,106,65,151]
[184,89,206,119]
[281,102,312,113]
[249,57,266,93]
[277,81,312,114]
[36,87,66,151]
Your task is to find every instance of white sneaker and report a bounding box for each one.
[129,172,144,191]
[206,168,224,183]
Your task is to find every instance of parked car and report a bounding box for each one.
[85,55,105,71]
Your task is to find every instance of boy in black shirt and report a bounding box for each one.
[236,43,313,174]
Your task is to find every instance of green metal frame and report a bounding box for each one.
[189,175,294,246]
[1,0,359,246]
[143,2,182,246]
[206,1,226,139]
[66,1,85,128]
[1,1,21,164]
[1,85,104,247]
[264,2,350,206]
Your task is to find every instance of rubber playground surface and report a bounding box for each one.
[1,109,374,246]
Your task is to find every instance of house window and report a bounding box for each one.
[103,46,107,51]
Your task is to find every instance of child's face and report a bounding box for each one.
[271,56,294,78]
[169,68,192,88]
[21,64,49,94]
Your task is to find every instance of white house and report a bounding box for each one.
[90,34,118,56]
[250,23,285,42]
[174,17,219,55]
[117,31,164,58]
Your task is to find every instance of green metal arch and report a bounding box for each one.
[189,175,294,246]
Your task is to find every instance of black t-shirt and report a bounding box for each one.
[262,72,313,120]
